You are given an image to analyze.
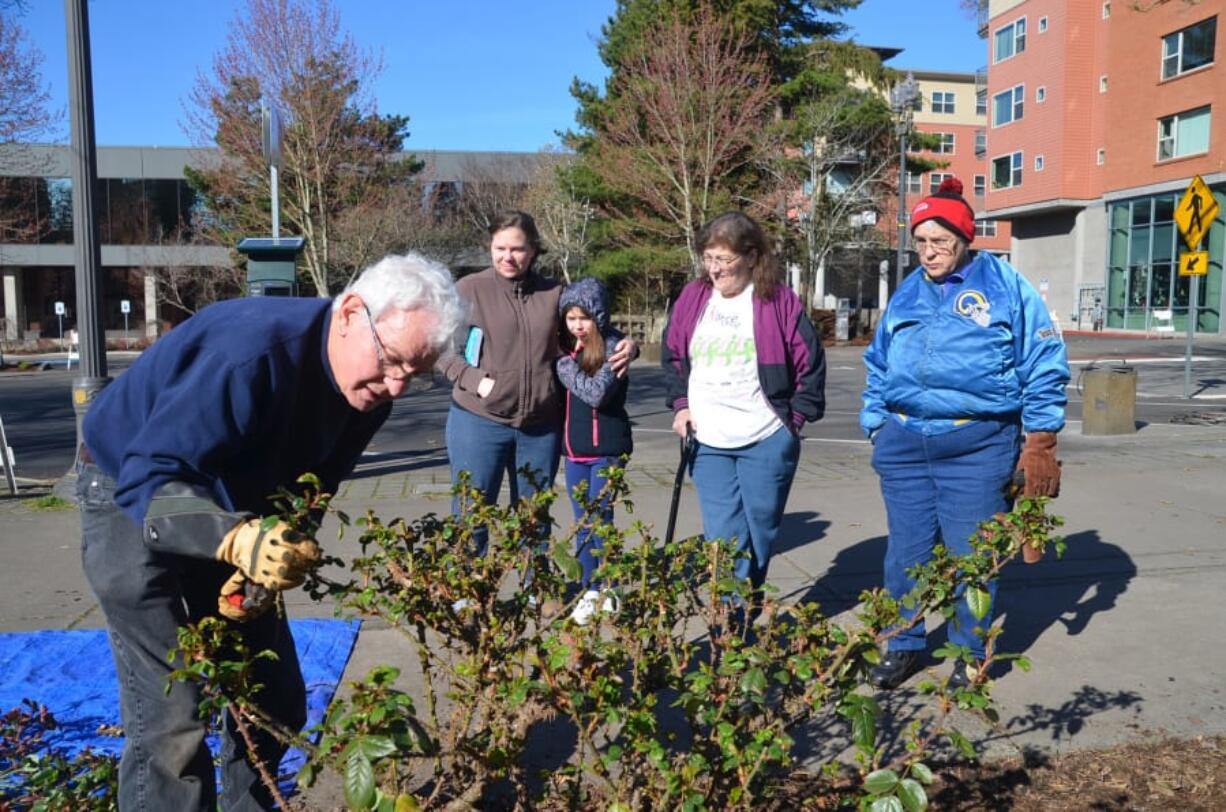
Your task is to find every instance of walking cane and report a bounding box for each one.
[663,425,696,545]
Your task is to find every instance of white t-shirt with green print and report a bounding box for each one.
[687,284,784,449]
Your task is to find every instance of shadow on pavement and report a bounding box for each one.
[790,535,887,619]
[775,510,831,556]
[994,529,1137,667]
[991,684,1145,744]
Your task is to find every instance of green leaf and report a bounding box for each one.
[909,762,934,785]
[552,546,582,581]
[344,751,376,810]
[395,796,422,812]
[898,778,929,811]
[358,735,398,761]
[297,760,317,788]
[870,797,904,812]
[850,703,876,752]
[740,667,767,695]
[966,587,991,620]
[864,768,900,795]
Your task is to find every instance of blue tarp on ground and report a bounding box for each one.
[0,618,360,788]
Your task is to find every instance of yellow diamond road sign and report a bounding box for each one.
[1175,175,1220,250]
[1180,250,1209,277]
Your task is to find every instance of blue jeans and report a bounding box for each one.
[563,456,620,587]
[446,404,561,553]
[690,426,800,588]
[77,463,305,810]
[870,418,1020,658]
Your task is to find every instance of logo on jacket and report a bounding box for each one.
[954,290,992,327]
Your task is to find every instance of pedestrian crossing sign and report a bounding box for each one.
[1175,175,1219,250]
[1179,250,1209,277]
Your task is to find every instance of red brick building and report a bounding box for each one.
[983,0,1225,332]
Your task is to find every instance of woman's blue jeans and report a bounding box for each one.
[563,456,620,587]
[870,417,1020,658]
[690,425,800,589]
[446,404,561,554]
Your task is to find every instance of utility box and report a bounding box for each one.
[1081,364,1137,435]
[835,298,851,342]
[237,237,305,297]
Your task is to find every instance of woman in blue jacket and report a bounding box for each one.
[861,178,1069,690]
[663,211,825,616]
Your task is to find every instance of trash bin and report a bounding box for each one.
[1080,363,1137,435]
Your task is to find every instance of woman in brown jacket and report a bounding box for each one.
[438,211,634,552]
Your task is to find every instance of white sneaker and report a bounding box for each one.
[569,589,620,626]
[451,598,471,613]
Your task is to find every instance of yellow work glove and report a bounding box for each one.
[217,570,277,622]
[215,518,321,591]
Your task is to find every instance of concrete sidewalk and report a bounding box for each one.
[2,343,1225,798]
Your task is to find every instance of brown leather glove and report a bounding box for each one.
[1017,431,1060,499]
[217,570,277,622]
[215,518,321,591]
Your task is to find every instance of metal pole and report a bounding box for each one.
[270,164,280,242]
[894,129,908,291]
[1184,274,1198,398]
[62,0,110,489]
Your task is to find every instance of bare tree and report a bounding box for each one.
[184,0,417,296]
[758,87,896,307]
[452,153,538,233]
[589,4,775,269]
[0,12,59,245]
[522,151,594,284]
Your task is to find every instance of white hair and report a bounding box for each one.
[335,253,464,349]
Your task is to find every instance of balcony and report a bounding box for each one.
[977,0,990,38]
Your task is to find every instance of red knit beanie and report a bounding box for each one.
[911,177,975,244]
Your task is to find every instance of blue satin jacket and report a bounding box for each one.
[860,252,1069,437]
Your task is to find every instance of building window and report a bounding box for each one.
[1162,16,1217,80]
[934,132,956,154]
[929,172,953,195]
[976,219,998,237]
[1034,155,1045,172]
[974,174,987,197]
[1157,106,1212,161]
[906,171,922,194]
[1039,16,1048,33]
[1105,194,1221,333]
[993,84,1024,126]
[1103,2,1111,18]
[1097,148,1106,165]
[1100,75,1108,93]
[994,17,1027,63]
[992,151,1023,189]
[931,91,956,114]
[976,90,987,116]
[1036,86,1047,103]
[975,129,987,155]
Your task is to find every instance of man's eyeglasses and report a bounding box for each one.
[362,304,417,382]
[702,253,741,269]
[912,236,959,254]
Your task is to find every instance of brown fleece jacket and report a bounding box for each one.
[437,267,563,429]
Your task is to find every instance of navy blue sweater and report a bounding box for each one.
[83,297,389,527]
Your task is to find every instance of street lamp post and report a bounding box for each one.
[63,0,109,475]
[890,72,921,293]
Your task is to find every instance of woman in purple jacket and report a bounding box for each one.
[662,211,826,605]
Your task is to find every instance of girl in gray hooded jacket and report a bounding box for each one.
[557,277,632,624]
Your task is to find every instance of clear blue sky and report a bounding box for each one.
[16,0,982,151]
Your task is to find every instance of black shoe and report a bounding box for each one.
[869,649,922,690]
[948,660,980,690]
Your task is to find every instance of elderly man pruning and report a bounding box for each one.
[77,253,463,809]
